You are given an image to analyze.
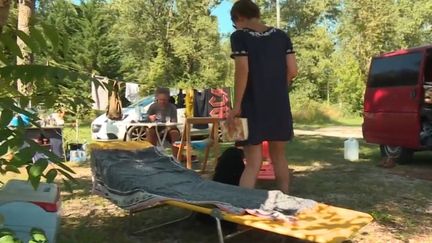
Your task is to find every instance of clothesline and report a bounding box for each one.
[47,61,230,92]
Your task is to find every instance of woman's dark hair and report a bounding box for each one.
[230,0,260,22]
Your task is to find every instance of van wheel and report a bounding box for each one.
[379,145,413,164]
[126,126,147,141]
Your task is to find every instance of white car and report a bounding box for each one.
[91,96,213,141]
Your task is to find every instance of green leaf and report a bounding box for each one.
[0,33,23,59]
[28,173,41,190]
[51,157,75,174]
[0,108,13,127]
[0,100,35,119]
[62,35,69,56]
[4,165,20,174]
[29,65,48,83]
[41,23,59,51]
[14,146,37,166]
[6,156,28,169]
[18,96,29,109]
[0,137,9,156]
[66,70,78,82]
[15,30,40,54]
[62,179,73,193]
[44,169,58,183]
[0,45,9,65]
[29,159,48,178]
[30,27,47,51]
[0,234,15,243]
[58,169,77,183]
[30,228,47,243]
[6,137,24,152]
[0,228,15,237]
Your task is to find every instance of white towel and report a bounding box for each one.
[125,82,140,103]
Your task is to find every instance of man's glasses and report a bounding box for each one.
[232,24,237,29]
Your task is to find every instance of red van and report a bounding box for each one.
[363,45,432,163]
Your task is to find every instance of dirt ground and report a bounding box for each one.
[294,126,363,139]
[295,126,432,181]
[58,126,432,243]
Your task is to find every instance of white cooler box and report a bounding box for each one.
[0,180,61,243]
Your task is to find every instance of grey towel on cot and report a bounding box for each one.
[91,147,316,216]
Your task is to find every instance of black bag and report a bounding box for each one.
[195,147,245,232]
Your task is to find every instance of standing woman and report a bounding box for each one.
[227,0,298,194]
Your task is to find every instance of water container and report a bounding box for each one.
[70,150,86,163]
[344,138,359,161]
[69,150,80,162]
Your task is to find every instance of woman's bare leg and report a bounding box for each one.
[269,141,290,194]
[240,144,262,189]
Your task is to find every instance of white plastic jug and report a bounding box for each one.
[70,150,86,163]
[344,138,359,161]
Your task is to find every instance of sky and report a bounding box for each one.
[211,0,234,35]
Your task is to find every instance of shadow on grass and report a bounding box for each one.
[286,135,380,167]
[58,135,432,242]
[59,164,305,243]
[272,135,432,239]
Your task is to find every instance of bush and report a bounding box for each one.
[291,100,342,125]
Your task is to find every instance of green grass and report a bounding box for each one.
[54,134,432,243]
[62,123,92,145]
[291,101,363,129]
[3,122,431,242]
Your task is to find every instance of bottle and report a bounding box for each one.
[80,141,88,163]
[344,138,359,161]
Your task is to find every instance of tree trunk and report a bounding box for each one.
[0,0,12,34]
[17,0,35,96]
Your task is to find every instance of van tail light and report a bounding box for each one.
[425,85,432,104]
[31,186,60,213]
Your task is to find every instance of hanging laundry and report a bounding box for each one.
[193,89,209,129]
[193,88,231,118]
[125,82,140,103]
[192,88,231,129]
[91,77,109,111]
[208,88,231,119]
[177,89,186,108]
[185,89,194,118]
[106,81,123,120]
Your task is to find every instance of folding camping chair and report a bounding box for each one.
[89,141,373,243]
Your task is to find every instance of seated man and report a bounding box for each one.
[147,88,181,156]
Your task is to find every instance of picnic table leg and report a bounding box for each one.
[213,121,220,165]
[186,122,192,169]
[177,125,187,161]
[155,125,163,148]
[201,122,215,172]
[160,127,169,147]
[202,144,211,172]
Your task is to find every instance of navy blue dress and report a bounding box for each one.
[230,27,294,145]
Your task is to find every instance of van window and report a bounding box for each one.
[424,51,432,84]
[368,52,423,87]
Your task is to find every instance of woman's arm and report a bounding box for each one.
[286,53,298,86]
